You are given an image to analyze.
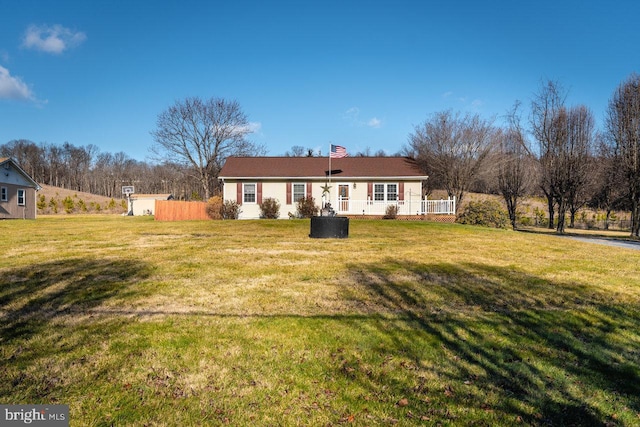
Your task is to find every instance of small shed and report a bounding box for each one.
[0,157,41,219]
[130,194,173,216]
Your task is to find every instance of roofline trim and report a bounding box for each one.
[220,175,429,180]
[0,157,41,190]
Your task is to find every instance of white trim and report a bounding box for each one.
[221,175,428,181]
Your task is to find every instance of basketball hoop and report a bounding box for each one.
[122,186,135,215]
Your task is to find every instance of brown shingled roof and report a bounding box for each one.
[219,157,427,179]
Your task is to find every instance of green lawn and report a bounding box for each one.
[1,216,639,426]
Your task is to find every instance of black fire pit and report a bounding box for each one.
[309,216,349,238]
[309,202,349,238]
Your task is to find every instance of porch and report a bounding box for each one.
[334,197,456,216]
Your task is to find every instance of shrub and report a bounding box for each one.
[49,197,59,214]
[63,196,75,214]
[383,204,399,219]
[518,216,532,227]
[456,200,508,229]
[221,200,241,219]
[206,196,223,220]
[77,199,88,212]
[259,197,280,219]
[296,196,318,218]
[37,194,47,212]
[534,207,547,227]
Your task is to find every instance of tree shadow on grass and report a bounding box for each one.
[0,258,152,344]
[342,259,640,425]
[0,258,152,402]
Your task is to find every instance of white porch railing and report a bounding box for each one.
[336,197,456,216]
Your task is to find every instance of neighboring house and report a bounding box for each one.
[219,156,454,219]
[129,193,174,216]
[0,157,41,220]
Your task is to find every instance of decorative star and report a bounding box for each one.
[320,183,331,195]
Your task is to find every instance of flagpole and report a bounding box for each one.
[328,143,332,184]
[328,143,332,207]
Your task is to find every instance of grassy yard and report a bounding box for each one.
[1,216,639,426]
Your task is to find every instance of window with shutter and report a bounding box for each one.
[243,183,256,203]
[373,183,399,202]
[293,183,305,202]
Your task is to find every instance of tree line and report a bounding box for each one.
[0,140,203,200]
[405,75,640,237]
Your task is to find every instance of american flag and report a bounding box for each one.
[330,144,347,158]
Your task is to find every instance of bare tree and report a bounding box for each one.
[2,138,202,200]
[151,97,264,199]
[606,73,640,237]
[284,146,320,157]
[353,148,389,157]
[497,102,532,229]
[531,80,566,230]
[407,110,495,212]
[354,147,372,157]
[0,139,45,182]
[61,142,97,192]
[530,81,594,233]
[43,143,63,187]
[285,145,306,157]
[565,105,596,228]
[589,133,628,230]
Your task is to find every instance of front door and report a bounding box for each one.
[338,184,349,212]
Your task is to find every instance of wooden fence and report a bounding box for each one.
[154,200,209,221]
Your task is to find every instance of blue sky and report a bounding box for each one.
[1,0,639,161]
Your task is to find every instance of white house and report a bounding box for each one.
[219,156,455,220]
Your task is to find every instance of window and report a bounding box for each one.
[0,187,6,202]
[17,189,25,206]
[373,183,398,202]
[387,184,398,201]
[374,184,385,201]
[293,183,306,202]
[243,183,256,203]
